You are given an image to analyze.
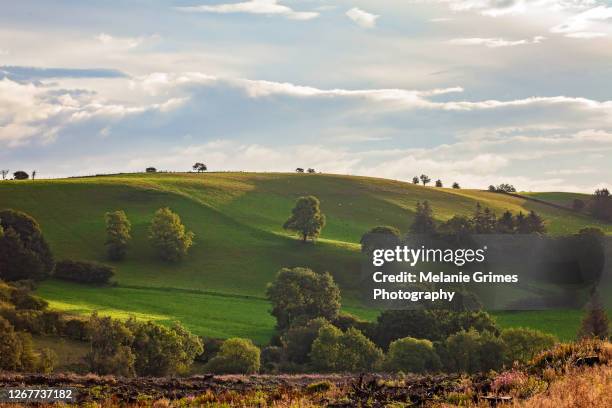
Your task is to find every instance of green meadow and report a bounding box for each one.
[1,172,607,342]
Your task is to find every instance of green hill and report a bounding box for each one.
[1,173,607,342]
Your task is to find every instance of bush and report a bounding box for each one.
[531,338,611,374]
[444,329,507,373]
[0,316,39,372]
[196,337,224,363]
[282,317,330,364]
[54,260,115,284]
[261,346,284,372]
[127,320,203,376]
[62,318,91,341]
[385,337,441,373]
[501,328,557,364]
[310,325,383,372]
[205,338,261,374]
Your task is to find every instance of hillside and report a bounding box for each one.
[0,172,607,342]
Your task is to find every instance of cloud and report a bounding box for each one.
[448,36,545,47]
[430,17,453,22]
[438,0,596,17]
[551,5,612,38]
[176,0,319,21]
[0,65,128,81]
[346,8,380,28]
[0,78,185,147]
[94,33,157,49]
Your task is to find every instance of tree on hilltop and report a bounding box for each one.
[192,162,207,172]
[283,196,326,242]
[419,174,431,186]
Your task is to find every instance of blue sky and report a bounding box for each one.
[1,0,611,191]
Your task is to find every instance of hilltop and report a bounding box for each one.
[0,172,607,342]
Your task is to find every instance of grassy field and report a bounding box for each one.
[1,172,607,342]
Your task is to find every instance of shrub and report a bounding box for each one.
[127,320,203,376]
[149,208,195,262]
[10,288,48,310]
[577,294,609,340]
[205,338,261,374]
[0,316,39,371]
[54,260,115,284]
[360,226,401,254]
[444,329,507,373]
[306,380,332,394]
[385,337,441,373]
[531,338,611,373]
[62,318,91,341]
[196,337,223,363]
[266,267,340,330]
[310,325,383,372]
[501,328,557,364]
[37,348,58,374]
[261,346,284,372]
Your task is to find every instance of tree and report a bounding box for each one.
[360,225,400,253]
[488,185,496,192]
[409,201,436,234]
[310,325,383,372]
[0,170,8,180]
[307,168,316,173]
[105,210,131,260]
[149,208,195,262]
[192,162,207,172]
[384,337,441,373]
[496,183,516,193]
[145,167,157,173]
[452,182,460,189]
[577,293,609,340]
[205,338,260,374]
[85,313,136,376]
[282,317,330,364]
[13,171,29,180]
[32,170,36,180]
[283,196,326,242]
[419,174,431,186]
[473,203,496,234]
[525,210,546,234]
[412,176,419,184]
[588,188,612,221]
[296,168,305,173]
[126,320,203,376]
[501,328,557,364]
[435,179,443,187]
[0,209,54,281]
[496,210,515,234]
[266,267,341,330]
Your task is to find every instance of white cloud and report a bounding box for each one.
[0,78,185,147]
[449,36,545,47]
[550,5,612,37]
[94,33,158,49]
[438,0,597,17]
[346,8,380,28]
[176,0,319,21]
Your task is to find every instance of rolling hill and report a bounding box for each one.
[0,172,607,342]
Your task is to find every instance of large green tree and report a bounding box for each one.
[266,267,341,330]
[283,195,326,242]
[409,201,436,234]
[105,210,131,261]
[149,207,195,262]
[0,209,53,281]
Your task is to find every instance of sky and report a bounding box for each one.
[1,0,612,191]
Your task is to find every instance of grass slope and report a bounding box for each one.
[1,173,606,342]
